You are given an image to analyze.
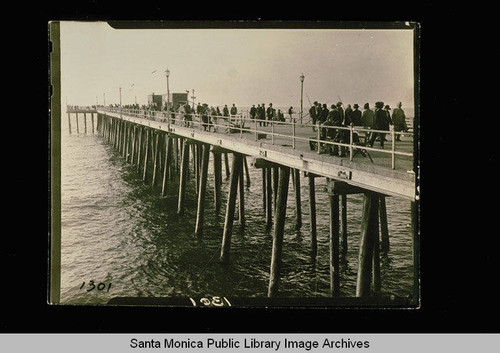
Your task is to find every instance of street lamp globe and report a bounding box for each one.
[300,73,305,82]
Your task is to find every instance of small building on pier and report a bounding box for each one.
[148,92,189,110]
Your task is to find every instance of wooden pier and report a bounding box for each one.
[84,105,418,304]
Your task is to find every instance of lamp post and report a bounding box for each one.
[119,87,122,116]
[165,68,170,111]
[191,89,196,110]
[300,73,305,124]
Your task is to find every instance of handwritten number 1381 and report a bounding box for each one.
[80,281,112,292]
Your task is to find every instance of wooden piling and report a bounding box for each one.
[152,132,160,186]
[272,166,278,212]
[268,166,291,297]
[238,156,245,228]
[91,113,95,134]
[294,168,302,230]
[195,144,210,236]
[329,192,340,296]
[356,192,379,297]
[213,151,223,212]
[142,129,150,182]
[130,126,136,166]
[224,152,230,180]
[262,169,266,212]
[308,174,317,257]
[67,113,72,134]
[379,196,390,251]
[136,127,142,173]
[220,153,243,263]
[177,139,190,215]
[75,113,79,134]
[340,194,348,252]
[266,167,273,228]
[161,134,172,196]
[243,156,251,187]
[84,113,87,134]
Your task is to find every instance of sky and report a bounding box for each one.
[58,22,416,110]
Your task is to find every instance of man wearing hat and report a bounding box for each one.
[391,102,408,141]
[368,101,393,148]
[351,104,362,126]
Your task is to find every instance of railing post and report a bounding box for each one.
[349,124,354,161]
[254,116,258,141]
[317,122,321,154]
[271,118,275,145]
[240,114,243,139]
[391,125,395,169]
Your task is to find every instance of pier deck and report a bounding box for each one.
[96,107,416,201]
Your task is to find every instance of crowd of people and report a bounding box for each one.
[307,100,409,156]
[102,99,409,157]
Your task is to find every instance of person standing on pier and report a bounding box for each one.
[344,104,353,125]
[250,104,257,120]
[362,103,375,142]
[320,103,329,124]
[288,106,294,122]
[223,104,229,118]
[230,103,237,116]
[258,103,266,126]
[391,101,408,141]
[368,101,392,148]
[351,104,363,126]
[266,103,275,124]
[309,101,318,130]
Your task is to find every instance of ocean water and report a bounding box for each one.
[58,114,415,305]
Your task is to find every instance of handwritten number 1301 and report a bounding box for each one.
[80,281,112,292]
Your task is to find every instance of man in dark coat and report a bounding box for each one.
[320,104,329,124]
[391,102,408,141]
[368,101,392,148]
[351,104,362,126]
[309,102,318,130]
[250,104,257,120]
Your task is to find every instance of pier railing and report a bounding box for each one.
[99,106,414,170]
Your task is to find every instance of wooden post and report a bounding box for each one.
[220,153,243,264]
[262,168,267,213]
[308,174,317,257]
[213,151,222,213]
[329,192,340,296]
[130,126,136,166]
[243,156,251,187]
[224,152,230,180]
[272,167,278,212]
[136,127,142,173]
[161,134,172,196]
[379,196,390,252]
[84,113,87,134]
[142,129,150,182]
[195,144,210,236]
[152,131,160,186]
[238,156,245,228]
[268,166,291,297]
[266,167,273,228]
[294,168,302,230]
[75,113,79,134]
[67,113,72,134]
[356,192,379,297]
[91,113,95,134]
[340,194,348,252]
[177,139,190,215]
